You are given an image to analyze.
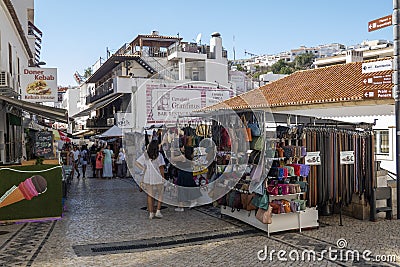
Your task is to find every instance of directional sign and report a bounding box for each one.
[368,15,392,32]
[362,74,392,86]
[363,89,392,99]
[362,59,392,74]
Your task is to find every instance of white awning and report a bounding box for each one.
[72,93,124,119]
[97,125,122,138]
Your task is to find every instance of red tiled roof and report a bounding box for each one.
[203,58,393,111]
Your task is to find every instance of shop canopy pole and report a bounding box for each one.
[394,0,400,219]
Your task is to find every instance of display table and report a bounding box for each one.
[0,164,63,223]
[221,206,319,236]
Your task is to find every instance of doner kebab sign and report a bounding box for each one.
[21,68,57,102]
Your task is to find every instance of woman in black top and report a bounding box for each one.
[172,144,202,211]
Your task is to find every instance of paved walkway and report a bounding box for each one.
[0,167,399,267]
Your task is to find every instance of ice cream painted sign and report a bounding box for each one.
[20,68,58,102]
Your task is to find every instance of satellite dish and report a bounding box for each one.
[196,33,202,44]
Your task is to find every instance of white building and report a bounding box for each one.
[0,0,66,163]
[0,0,37,163]
[72,31,233,133]
[314,40,393,68]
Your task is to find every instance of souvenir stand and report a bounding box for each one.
[170,109,375,236]
[218,112,375,235]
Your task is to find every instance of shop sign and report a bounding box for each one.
[34,131,54,159]
[361,60,392,74]
[362,74,392,86]
[205,91,231,106]
[340,151,355,165]
[363,89,392,99]
[115,113,133,129]
[21,68,58,102]
[305,152,321,165]
[147,85,233,124]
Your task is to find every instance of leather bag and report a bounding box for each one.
[256,205,273,224]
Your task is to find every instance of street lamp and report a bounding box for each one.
[35,61,46,67]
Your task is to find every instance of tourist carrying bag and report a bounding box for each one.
[256,205,273,224]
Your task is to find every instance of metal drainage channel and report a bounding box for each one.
[73,228,261,257]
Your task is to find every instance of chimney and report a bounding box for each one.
[210,32,222,60]
[346,50,363,63]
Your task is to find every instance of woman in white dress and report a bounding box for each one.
[102,145,114,178]
[135,140,165,219]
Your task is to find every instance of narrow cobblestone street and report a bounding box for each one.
[0,168,399,267]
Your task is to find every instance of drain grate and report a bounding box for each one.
[73,228,260,256]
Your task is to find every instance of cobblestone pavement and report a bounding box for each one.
[0,167,399,267]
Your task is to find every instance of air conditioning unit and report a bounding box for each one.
[107,118,114,126]
[0,71,10,87]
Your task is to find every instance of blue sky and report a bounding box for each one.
[35,0,393,86]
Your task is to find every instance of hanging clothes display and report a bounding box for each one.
[303,127,374,214]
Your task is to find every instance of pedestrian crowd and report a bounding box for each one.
[61,142,127,180]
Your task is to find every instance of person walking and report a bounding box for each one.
[135,140,165,219]
[95,147,104,179]
[72,146,81,179]
[102,145,114,179]
[80,145,89,178]
[116,148,127,178]
[172,144,202,212]
[65,146,75,179]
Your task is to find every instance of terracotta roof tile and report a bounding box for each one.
[204,58,393,111]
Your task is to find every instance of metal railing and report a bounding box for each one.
[86,79,114,104]
[141,50,178,80]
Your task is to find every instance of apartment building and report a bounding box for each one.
[72,31,233,133]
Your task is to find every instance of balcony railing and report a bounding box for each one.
[86,117,114,128]
[28,21,42,64]
[86,79,114,104]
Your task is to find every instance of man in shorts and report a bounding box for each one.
[72,146,81,179]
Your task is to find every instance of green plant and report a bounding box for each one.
[35,157,44,165]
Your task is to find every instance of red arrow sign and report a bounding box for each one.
[368,15,392,32]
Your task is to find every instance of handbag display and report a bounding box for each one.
[293,199,307,210]
[269,202,281,214]
[281,199,292,213]
[248,122,261,137]
[255,205,273,224]
[241,193,257,211]
[280,184,290,195]
[241,115,252,142]
[289,184,301,194]
[267,185,279,195]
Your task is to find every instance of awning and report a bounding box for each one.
[72,129,94,137]
[71,93,123,119]
[0,95,68,123]
[96,125,122,138]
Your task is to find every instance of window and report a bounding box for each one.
[375,129,389,155]
[8,43,12,75]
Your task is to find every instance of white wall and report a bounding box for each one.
[205,60,228,86]
[0,1,31,74]
[333,115,396,174]
[0,0,32,163]
[63,88,80,117]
